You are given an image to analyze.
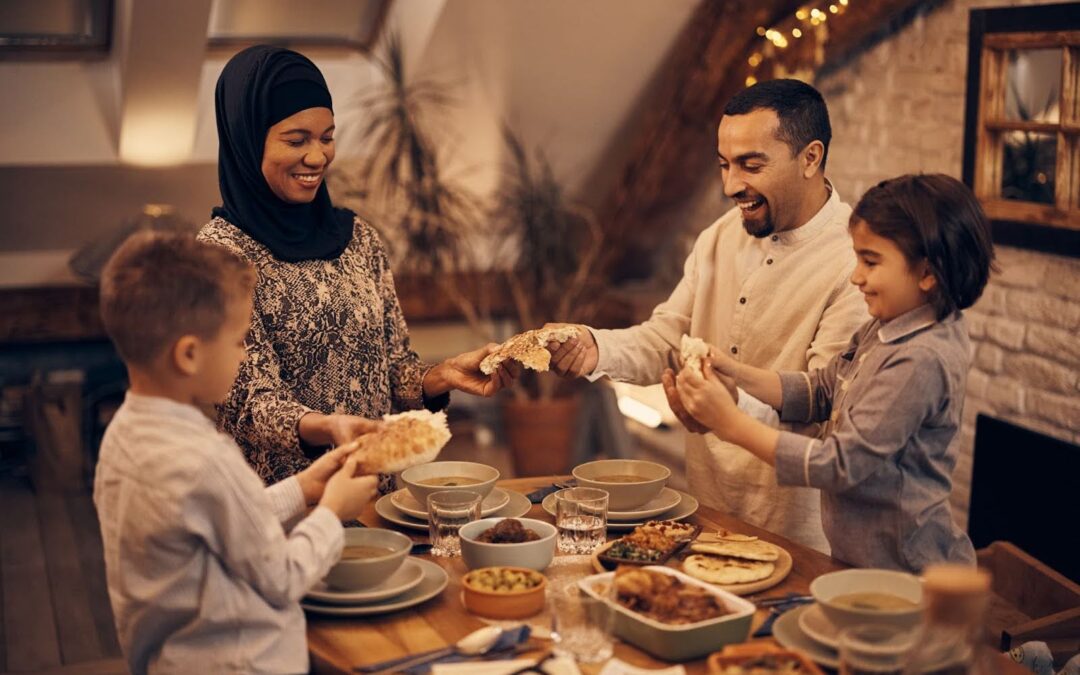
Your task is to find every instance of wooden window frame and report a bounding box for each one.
[963,3,1080,257]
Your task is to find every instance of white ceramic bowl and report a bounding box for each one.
[572,459,670,510]
[400,461,500,505]
[323,528,412,591]
[578,566,755,662]
[459,517,557,572]
[810,568,924,630]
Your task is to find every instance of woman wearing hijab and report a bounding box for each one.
[199,45,515,488]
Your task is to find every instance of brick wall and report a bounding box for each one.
[817,0,1080,528]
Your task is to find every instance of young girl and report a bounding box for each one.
[677,173,995,572]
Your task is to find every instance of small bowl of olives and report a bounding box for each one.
[461,566,547,619]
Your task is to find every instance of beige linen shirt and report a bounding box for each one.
[591,187,868,552]
[94,393,344,674]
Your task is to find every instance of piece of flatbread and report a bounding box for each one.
[690,539,780,562]
[680,334,708,380]
[683,554,775,585]
[697,531,759,543]
[339,410,451,474]
[479,325,579,375]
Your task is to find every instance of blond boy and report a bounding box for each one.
[95,231,377,674]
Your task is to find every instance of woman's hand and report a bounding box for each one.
[675,358,740,436]
[319,455,379,521]
[423,344,521,398]
[299,412,381,449]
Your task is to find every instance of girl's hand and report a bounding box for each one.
[675,358,739,433]
[320,456,379,521]
[705,345,740,380]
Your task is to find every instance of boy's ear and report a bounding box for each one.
[917,261,938,293]
[172,335,201,376]
[801,140,825,179]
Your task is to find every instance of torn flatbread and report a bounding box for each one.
[690,539,780,562]
[339,410,451,474]
[680,334,708,380]
[479,325,579,375]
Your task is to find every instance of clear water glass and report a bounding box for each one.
[550,581,615,664]
[839,624,915,675]
[426,490,482,557]
[555,487,608,554]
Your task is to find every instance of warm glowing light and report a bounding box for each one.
[811,8,823,17]
[745,75,758,87]
[829,4,839,13]
[617,396,663,429]
[796,8,808,20]
[756,26,766,36]
[748,53,763,67]
[840,0,849,5]
[1036,172,1048,184]
[792,28,803,37]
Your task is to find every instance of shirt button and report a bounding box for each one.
[739,297,747,304]
[730,346,738,355]
[766,258,774,265]
[771,235,779,242]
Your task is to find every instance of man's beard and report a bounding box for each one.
[739,198,775,238]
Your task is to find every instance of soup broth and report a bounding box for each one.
[593,474,647,483]
[341,545,395,560]
[831,591,918,611]
[418,476,482,487]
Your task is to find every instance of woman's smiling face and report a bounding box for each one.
[261,107,335,204]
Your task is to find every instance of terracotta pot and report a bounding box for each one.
[502,394,581,477]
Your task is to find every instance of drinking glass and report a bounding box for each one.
[555,487,608,554]
[839,624,915,675]
[426,490,482,557]
[550,581,615,664]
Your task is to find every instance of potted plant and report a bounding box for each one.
[489,127,606,475]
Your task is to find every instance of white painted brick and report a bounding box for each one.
[1004,289,1080,332]
[1002,353,1079,395]
[1027,390,1080,430]
[986,377,1024,415]
[993,251,1048,289]
[973,284,1007,316]
[999,413,1074,446]
[965,311,987,339]
[966,368,991,399]
[1043,257,1080,300]
[1026,325,1080,368]
[973,343,1004,373]
[984,317,1026,350]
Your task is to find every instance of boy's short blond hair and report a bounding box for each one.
[100,231,255,366]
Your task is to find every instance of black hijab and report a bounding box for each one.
[212,45,353,262]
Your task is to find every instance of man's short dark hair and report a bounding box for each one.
[723,79,832,172]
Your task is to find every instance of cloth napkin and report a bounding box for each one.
[751,593,814,638]
[358,625,532,674]
[526,480,576,504]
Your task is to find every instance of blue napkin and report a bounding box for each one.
[525,480,576,504]
[357,625,532,674]
[752,594,814,638]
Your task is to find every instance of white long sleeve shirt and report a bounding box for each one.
[591,187,868,552]
[94,393,344,674]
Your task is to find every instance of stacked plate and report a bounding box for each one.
[301,557,450,616]
[375,487,533,531]
[540,487,699,531]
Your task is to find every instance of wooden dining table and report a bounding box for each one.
[305,476,1029,674]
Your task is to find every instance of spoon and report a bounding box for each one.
[358,625,504,674]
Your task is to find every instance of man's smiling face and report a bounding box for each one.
[717,108,807,238]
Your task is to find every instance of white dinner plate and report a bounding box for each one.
[773,604,841,669]
[607,487,682,520]
[541,489,698,531]
[798,601,841,650]
[390,487,510,520]
[305,557,425,605]
[376,489,532,532]
[301,558,448,616]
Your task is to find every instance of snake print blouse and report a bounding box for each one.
[198,216,446,488]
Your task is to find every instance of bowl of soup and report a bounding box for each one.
[572,459,670,510]
[400,461,500,505]
[323,528,412,590]
[810,568,924,630]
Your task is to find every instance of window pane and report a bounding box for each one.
[1005,49,1061,124]
[1001,131,1056,204]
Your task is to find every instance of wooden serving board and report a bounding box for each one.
[590,538,794,597]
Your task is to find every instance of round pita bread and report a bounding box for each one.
[683,554,775,585]
[690,539,780,562]
[340,410,451,474]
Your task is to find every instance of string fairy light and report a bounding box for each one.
[743,1,853,86]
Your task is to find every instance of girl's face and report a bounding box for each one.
[849,218,936,322]
[261,107,335,204]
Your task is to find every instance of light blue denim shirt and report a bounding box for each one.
[774,304,976,572]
